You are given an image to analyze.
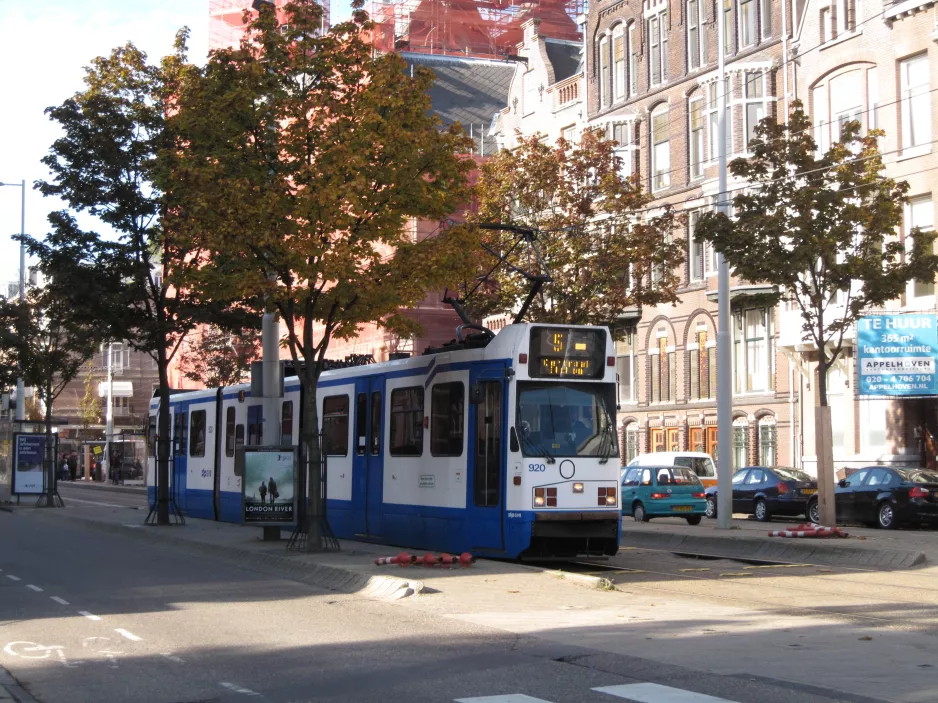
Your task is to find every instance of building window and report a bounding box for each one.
[189,410,206,458]
[562,125,577,144]
[430,382,465,457]
[389,386,424,456]
[624,423,639,464]
[901,54,931,154]
[760,0,772,37]
[689,210,705,281]
[280,400,293,446]
[739,0,756,48]
[648,10,668,87]
[649,336,674,404]
[836,0,856,35]
[687,0,706,71]
[733,420,749,469]
[708,78,733,160]
[617,331,637,404]
[612,121,637,177]
[733,308,775,393]
[599,35,610,107]
[322,395,349,456]
[813,84,829,153]
[906,195,935,300]
[651,105,670,191]
[613,25,626,101]
[758,417,777,466]
[689,95,705,179]
[723,0,734,56]
[744,72,765,149]
[628,23,638,96]
[689,330,716,400]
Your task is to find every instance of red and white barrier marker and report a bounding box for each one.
[374,552,416,566]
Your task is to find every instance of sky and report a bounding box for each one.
[0,0,351,292]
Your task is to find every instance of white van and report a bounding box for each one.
[626,452,718,487]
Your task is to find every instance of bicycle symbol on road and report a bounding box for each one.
[4,637,123,669]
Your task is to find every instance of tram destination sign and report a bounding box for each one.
[241,446,298,525]
[858,314,938,396]
[528,327,605,379]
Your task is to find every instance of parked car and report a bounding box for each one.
[806,466,938,529]
[626,452,717,487]
[705,467,818,522]
[621,465,708,524]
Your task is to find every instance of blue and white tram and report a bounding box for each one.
[147,323,621,558]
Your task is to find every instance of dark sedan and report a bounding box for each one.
[806,466,938,529]
[705,466,818,522]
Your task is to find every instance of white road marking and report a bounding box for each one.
[78,611,101,621]
[65,496,129,508]
[220,682,261,696]
[6,575,21,581]
[50,596,69,605]
[161,653,185,664]
[115,629,142,642]
[455,697,553,703]
[26,584,43,592]
[593,683,739,702]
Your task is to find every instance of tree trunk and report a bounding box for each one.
[42,381,56,507]
[156,340,172,525]
[815,312,837,527]
[301,364,323,552]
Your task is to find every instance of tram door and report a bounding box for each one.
[468,367,506,552]
[171,409,188,511]
[352,377,385,538]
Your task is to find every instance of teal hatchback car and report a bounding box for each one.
[621,465,708,524]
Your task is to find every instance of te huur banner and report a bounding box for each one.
[242,446,297,525]
[12,433,56,495]
[858,314,938,397]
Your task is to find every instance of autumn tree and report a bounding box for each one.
[469,130,684,332]
[78,366,102,436]
[179,327,260,388]
[694,102,938,526]
[164,0,479,549]
[25,36,253,524]
[0,291,100,505]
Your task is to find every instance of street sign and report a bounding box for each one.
[857,314,938,396]
[11,433,56,495]
[241,446,297,525]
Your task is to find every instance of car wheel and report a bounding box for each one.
[686,515,702,526]
[705,497,717,519]
[633,501,649,523]
[877,501,897,530]
[754,498,770,523]
[807,499,820,525]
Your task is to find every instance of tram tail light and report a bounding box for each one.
[519,353,528,364]
[607,356,615,366]
[513,476,521,486]
[597,486,616,506]
[573,482,584,493]
[547,487,557,507]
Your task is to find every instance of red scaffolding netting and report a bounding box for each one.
[208,0,332,51]
[369,0,583,59]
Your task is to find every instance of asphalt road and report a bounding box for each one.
[0,502,882,703]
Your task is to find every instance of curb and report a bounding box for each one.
[544,569,616,591]
[620,529,927,569]
[0,665,39,703]
[31,511,424,602]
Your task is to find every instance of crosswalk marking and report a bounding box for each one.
[593,683,738,703]
[455,697,552,703]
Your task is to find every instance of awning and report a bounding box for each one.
[705,284,779,305]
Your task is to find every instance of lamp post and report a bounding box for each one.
[0,180,26,423]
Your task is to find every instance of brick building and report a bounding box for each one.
[584,0,798,469]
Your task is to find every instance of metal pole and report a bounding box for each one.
[104,343,114,483]
[16,180,25,422]
[716,4,733,530]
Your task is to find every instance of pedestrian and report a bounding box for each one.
[68,454,77,481]
[267,476,278,504]
[258,481,267,505]
[61,457,69,482]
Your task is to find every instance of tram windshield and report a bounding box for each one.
[516,382,618,460]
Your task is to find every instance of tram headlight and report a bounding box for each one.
[534,487,557,507]
[573,483,584,493]
[534,487,545,506]
[597,486,617,506]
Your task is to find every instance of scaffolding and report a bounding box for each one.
[208,0,332,51]
[369,0,584,59]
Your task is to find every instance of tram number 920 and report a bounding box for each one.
[528,463,547,472]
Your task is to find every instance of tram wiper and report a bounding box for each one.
[517,424,555,464]
[598,422,616,464]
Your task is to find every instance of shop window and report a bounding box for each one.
[322,395,349,456]
[390,387,424,456]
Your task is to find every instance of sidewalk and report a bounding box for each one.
[620,515,934,568]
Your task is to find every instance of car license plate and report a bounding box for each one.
[672,506,693,512]
[802,488,817,495]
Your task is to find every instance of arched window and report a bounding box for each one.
[613,25,626,101]
[599,34,610,107]
[624,422,639,464]
[732,416,750,469]
[651,104,670,191]
[649,328,675,404]
[757,416,777,466]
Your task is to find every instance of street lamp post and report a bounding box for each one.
[0,180,26,422]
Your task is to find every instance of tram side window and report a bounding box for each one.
[356,393,367,456]
[234,424,245,477]
[189,410,206,458]
[281,401,293,446]
[431,382,464,457]
[390,387,423,457]
[148,416,156,457]
[322,395,350,456]
[173,412,187,456]
[370,392,381,455]
[225,407,236,457]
